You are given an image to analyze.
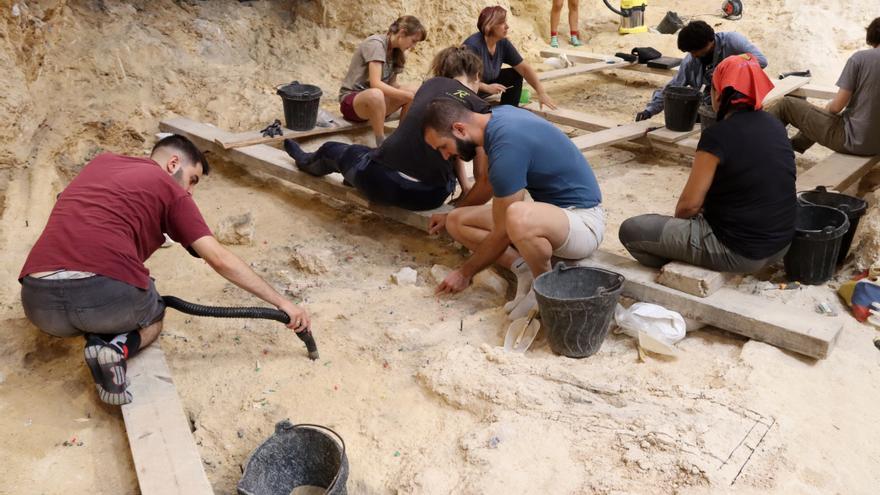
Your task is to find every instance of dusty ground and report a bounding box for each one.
[1,1,879,494]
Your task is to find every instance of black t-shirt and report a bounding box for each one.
[370,77,490,186]
[697,110,796,259]
[463,32,524,83]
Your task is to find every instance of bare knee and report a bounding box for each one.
[357,88,385,109]
[506,202,536,242]
[447,208,467,239]
[552,0,564,9]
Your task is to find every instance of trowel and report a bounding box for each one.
[504,308,541,353]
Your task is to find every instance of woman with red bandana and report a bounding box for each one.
[619,54,796,273]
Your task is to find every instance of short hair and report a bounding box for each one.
[151,134,210,175]
[677,20,715,52]
[431,45,483,80]
[422,98,473,137]
[868,17,880,47]
[477,6,507,36]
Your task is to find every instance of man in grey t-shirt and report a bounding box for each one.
[768,17,880,156]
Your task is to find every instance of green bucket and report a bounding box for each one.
[519,88,531,105]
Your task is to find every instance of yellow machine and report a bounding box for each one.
[603,0,648,34]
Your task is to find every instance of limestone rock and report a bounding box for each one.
[215,212,255,245]
[391,266,418,286]
[473,269,508,297]
[289,245,334,275]
[430,264,452,284]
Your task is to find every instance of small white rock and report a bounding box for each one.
[430,264,452,284]
[391,267,418,286]
[473,269,508,296]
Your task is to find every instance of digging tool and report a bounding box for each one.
[504,308,541,353]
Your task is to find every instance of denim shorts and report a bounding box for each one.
[20,275,166,337]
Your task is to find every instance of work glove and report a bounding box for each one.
[635,110,652,122]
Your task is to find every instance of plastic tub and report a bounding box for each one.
[797,186,867,264]
[783,204,849,285]
[533,263,625,358]
[663,86,701,132]
[277,81,323,131]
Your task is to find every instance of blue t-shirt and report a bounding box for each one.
[485,106,601,209]
[463,32,524,83]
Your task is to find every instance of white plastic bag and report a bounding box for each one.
[614,303,686,355]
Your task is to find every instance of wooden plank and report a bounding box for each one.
[657,261,732,297]
[797,152,880,191]
[570,121,656,151]
[790,83,837,100]
[763,75,811,106]
[648,125,702,144]
[121,345,213,495]
[538,60,634,82]
[160,118,448,232]
[540,48,678,76]
[578,251,842,359]
[523,103,620,131]
[217,119,370,149]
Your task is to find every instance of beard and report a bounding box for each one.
[454,136,478,162]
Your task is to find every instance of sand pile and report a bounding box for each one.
[1,1,879,494]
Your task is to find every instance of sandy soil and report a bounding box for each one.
[1,1,879,494]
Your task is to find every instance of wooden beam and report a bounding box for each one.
[657,261,731,297]
[764,75,811,105]
[790,83,837,100]
[578,251,842,359]
[647,125,702,144]
[523,103,620,131]
[539,48,678,76]
[538,59,634,82]
[121,345,213,495]
[570,121,656,151]
[160,118,448,232]
[216,119,371,150]
[797,152,880,191]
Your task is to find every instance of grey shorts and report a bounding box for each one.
[20,275,166,337]
[554,205,606,260]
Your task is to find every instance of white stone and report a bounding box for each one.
[473,269,508,297]
[289,245,334,275]
[391,267,418,286]
[429,264,453,284]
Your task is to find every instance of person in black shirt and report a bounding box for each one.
[283,46,491,211]
[619,54,795,273]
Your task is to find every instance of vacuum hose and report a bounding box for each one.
[162,296,319,360]
[603,0,629,17]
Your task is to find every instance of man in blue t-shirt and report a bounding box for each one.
[422,101,604,319]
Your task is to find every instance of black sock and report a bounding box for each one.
[109,331,142,359]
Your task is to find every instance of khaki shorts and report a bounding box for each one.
[554,205,606,260]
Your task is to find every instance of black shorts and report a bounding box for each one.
[20,275,166,337]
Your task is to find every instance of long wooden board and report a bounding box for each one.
[578,251,842,359]
[160,118,448,232]
[538,59,634,82]
[121,345,213,495]
[570,121,656,151]
[216,119,371,149]
[797,152,880,191]
[540,48,678,76]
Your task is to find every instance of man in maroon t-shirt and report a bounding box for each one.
[19,135,310,405]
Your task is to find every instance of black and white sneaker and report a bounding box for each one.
[83,335,132,405]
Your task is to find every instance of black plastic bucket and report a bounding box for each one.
[533,263,625,358]
[783,204,849,285]
[698,104,717,131]
[797,186,867,264]
[277,81,323,131]
[238,420,348,495]
[663,86,701,132]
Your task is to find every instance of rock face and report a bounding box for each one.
[215,212,255,245]
[852,190,880,270]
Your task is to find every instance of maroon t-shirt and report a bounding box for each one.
[20,153,213,289]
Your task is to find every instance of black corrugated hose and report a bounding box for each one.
[162,296,319,360]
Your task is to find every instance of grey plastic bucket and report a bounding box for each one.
[698,104,717,131]
[238,420,348,495]
[533,263,625,358]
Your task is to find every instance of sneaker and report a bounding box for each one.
[84,335,132,405]
[550,36,559,48]
[508,288,538,321]
[570,35,583,47]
